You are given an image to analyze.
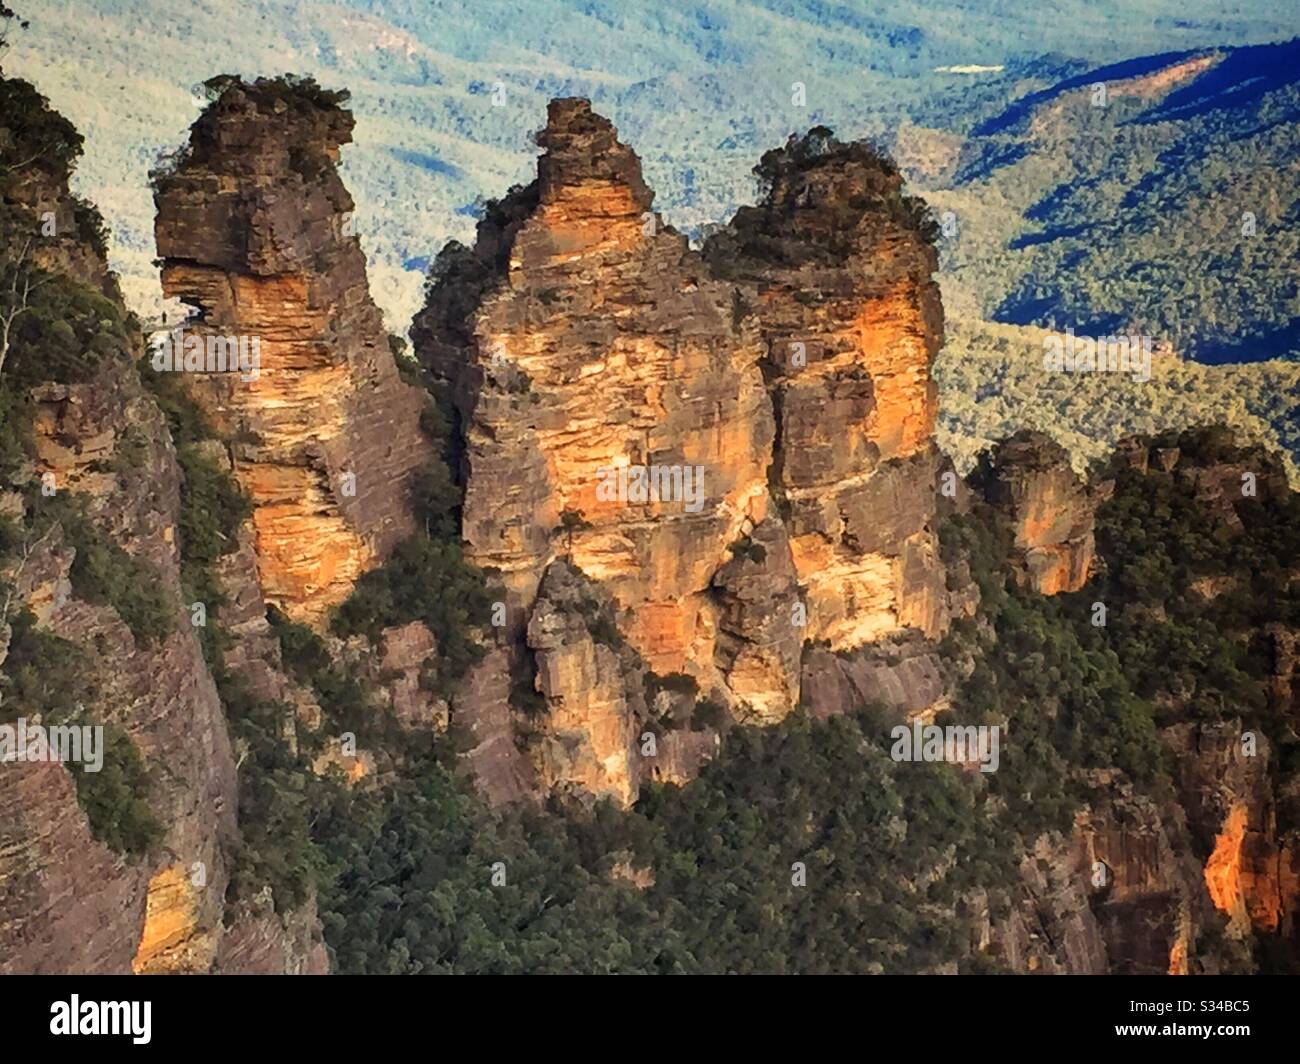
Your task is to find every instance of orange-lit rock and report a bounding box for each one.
[132,865,212,974]
[414,109,964,801]
[526,562,640,806]
[415,99,790,751]
[705,129,950,651]
[154,78,432,626]
[979,431,1095,594]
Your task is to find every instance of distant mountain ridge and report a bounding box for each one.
[929,38,1300,364]
[3,0,1294,330]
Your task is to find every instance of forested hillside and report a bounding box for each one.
[3,1,1292,327]
[927,39,1300,364]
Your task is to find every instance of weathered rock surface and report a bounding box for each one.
[525,561,643,805]
[1166,722,1300,947]
[800,635,947,721]
[705,131,950,648]
[453,647,539,809]
[1,364,238,975]
[215,890,330,975]
[414,108,962,802]
[979,431,1095,595]
[0,75,325,975]
[416,100,775,694]
[154,78,432,626]
[709,518,802,723]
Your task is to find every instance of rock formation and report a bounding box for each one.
[414,107,964,803]
[0,76,239,972]
[0,71,327,975]
[153,77,433,625]
[704,128,950,649]
[978,431,1095,595]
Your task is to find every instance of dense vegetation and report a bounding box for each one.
[931,41,1300,365]
[935,318,1300,485]
[307,423,1299,974]
[331,377,497,696]
[1090,428,1300,732]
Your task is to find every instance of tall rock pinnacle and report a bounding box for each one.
[153,76,432,625]
[706,128,950,651]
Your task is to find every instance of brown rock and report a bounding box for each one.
[979,431,1095,595]
[153,78,433,626]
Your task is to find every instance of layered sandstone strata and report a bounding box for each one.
[1,72,328,974]
[704,129,950,649]
[413,105,965,802]
[154,78,432,625]
[414,99,791,730]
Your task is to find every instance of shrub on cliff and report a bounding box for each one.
[72,723,163,856]
[1,267,131,384]
[0,74,82,185]
[1,608,161,857]
[331,535,494,694]
[175,446,251,575]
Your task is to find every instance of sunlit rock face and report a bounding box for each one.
[414,99,787,724]
[413,106,962,804]
[1166,722,1300,946]
[978,431,1095,595]
[526,561,643,806]
[704,129,950,650]
[154,79,432,626]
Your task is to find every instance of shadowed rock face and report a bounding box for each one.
[979,430,1096,594]
[154,79,432,626]
[0,83,239,972]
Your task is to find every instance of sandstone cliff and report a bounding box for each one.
[414,100,795,799]
[413,106,962,804]
[705,131,949,651]
[153,76,433,626]
[0,71,326,975]
[0,74,239,972]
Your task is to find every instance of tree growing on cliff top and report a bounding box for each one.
[0,4,28,55]
[0,234,41,377]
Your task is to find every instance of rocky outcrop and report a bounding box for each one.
[800,634,947,721]
[453,647,539,808]
[705,130,950,649]
[0,83,242,970]
[414,99,801,788]
[153,77,433,626]
[0,73,325,975]
[215,891,330,975]
[1,346,238,978]
[988,780,1221,975]
[416,100,776,695]
[709,518,802,723]
[525,561,643,804]
[1166,721,1300,947]
[979,431,1095,594]
[414,107,961,802]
